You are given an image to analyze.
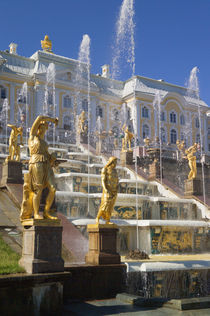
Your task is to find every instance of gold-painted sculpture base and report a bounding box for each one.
[85,224,120,265]
[21,218,61,227]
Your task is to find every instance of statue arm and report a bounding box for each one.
[7,124,16,130]
[30,115,58,136]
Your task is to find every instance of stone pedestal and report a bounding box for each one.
[19,219,64,274]
[1,160,23,185]
[120,151,133,166]
[148,160,161,180]
[85,224,121,265]
[184,179,202,196]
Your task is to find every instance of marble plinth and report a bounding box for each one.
[120,151,133,166]
[85,224,121,265]
[184,179,202,196]
[19,219,64,274]
[1,160,23,185]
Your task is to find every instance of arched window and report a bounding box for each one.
[142,124,149,139]
[180,114,185,125]
[142,106,149,118]
[170,111,176,123]
[112,109,119,121]
[63,95,72,108]
[96,105,103,118]
[63,115,71,130]
[160,111,165,121]
[170,129,177,144]
[161,127,166,143]
[112,126,119,137]
[196,134,200,144]
[0,86,6,99]
[82,99,88,111]
[195,117,200,128]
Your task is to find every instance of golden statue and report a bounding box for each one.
[6,124,23,162]
[122,124,134,152]
[41,35,52,52]
[78,111,88,134]
[144,137,151,147]
[185,143,198,180]
[176,139,185,157]
[96,157,118,224]
[20,115,58,221]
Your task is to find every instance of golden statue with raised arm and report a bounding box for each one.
[185,143,198,180]
[78,110,87,134]
[122,124,134,152]
[6,124,23,162]
[20,115,58,221]
[41,35,52,52]
[96,157,118,224]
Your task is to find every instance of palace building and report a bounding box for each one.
[0,38,210,154]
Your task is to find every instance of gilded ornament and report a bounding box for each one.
[96,157,118,224]
[185,143,198,180]
[20,115,58,221]
[41,35,52,52]
[6,124,23,162]
[122,124,134,152]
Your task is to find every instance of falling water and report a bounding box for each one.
[20,82,28,146]
[77,34,91,216]
[112,0,135,79]
[153,91,163,184]
[1,98,9,148]
[187,67,206,205]
[44,63,56,146]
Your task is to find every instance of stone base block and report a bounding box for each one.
[19,221,64,274]
[148,161,161,180]
[1,161,23,185]
[120,151,133,166]
[77,133,88,144]
[184,179,202,196]
[85,224,121,265]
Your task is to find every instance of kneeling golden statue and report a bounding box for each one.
[96,157,118,224]
[20,115,58,221]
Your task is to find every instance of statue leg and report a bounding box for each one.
[33,185,43,219]
[43,182,57,220]
[16,146,20,162]
[11,145,15,160]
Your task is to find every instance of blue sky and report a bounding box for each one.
[1,0,210,106]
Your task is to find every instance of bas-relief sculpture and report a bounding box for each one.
[122,124,134,152]
[20,115,58,221]
[185,143,198,180]
[6,124,23,162]
[96,157,118,224]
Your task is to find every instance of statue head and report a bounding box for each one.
[37,121,48,137]
[106,156,117,168]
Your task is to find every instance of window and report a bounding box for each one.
[112,109,119,121]
[180,114,185,125]
[63,115,71,130]
[142,106,149,118]
[208,143,210,152]
[195,117,200,128]
[142,124,149,139]
[96,105,103,118]
[170,129,177,144]
[127,109,131,120]
[161,128,166,143]
[0,86,6,99]
[82,99,88,111]
[170,111,176,123]
[160,111,165,121]
[196,134,200,144]
[63,96,72,108]
[112,126,119,137]
[208,127,210,136]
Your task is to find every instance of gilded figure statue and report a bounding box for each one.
[20,115,58,221]
[185,143,198,180]
[176,139,185,158]
[78,111,88,134]
[41,35,52,52]
[96,157,118,224]
[122,124,134,152]
[6,124,23,162]
[144,137,151,147]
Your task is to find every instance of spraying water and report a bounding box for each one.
[20,82,28,146]
[77,34,91,216]
[44,63,56,145]
[112,0,135,79]
[1,98,10,148]
[153,91,163,184]
[187,67,206,205]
